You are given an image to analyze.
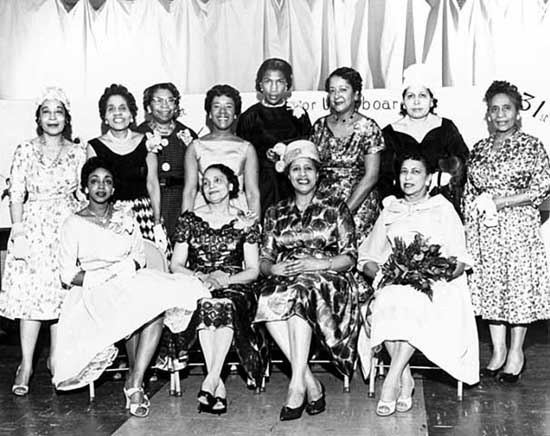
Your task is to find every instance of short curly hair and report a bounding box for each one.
[204,84,242,116]
[98,84,138,123]
[255,58,293,92]
[35,102,73,141]
[202,163,239,200]
[484,80,522,111]
[80,156,117,194]
[142,82,181,119]
[324,67,363,110]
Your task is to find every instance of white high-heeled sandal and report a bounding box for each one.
[123,387,150,418]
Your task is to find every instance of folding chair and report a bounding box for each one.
[88,240,168,401]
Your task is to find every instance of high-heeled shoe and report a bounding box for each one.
[212,397,227,415]
[396,388,415,413]
[306,382,326,416]
[12,366,32,397]
[497,357,526,384]
[123,387,150,418]
[197,390,217,414]
[376,400,397,417]
[480,362,506,378]
[280,396,307,421]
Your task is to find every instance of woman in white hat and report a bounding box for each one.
[380,63,469,218]
[0,87,86,396]
[255,140,361,421]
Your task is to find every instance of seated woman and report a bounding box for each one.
[163,164,267,415]
[358,153,479,417]
[52,157,209,418]
[255,140,362,421]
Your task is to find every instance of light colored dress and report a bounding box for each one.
[52,204,209,390]
[193,138,250,211]
[0,141,86,320]
[358,195,479,385]
[464,131,550,324]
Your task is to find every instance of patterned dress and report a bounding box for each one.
[89,137,159,244]
[380,118,469,217]
[236,102,312,216]
[137,121,197,236]
[464,131,550,324]
[158,212,268,386]
[254,192,362,377]
[0,141,86,320]
[310,115,385,243]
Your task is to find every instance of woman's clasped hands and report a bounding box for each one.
[270,256,326,276]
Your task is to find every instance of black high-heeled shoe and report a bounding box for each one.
[480,363,506,378]
[197,389,216,413]
[212,397,227,415]
[497,357,526,384]
[280,397,307,421]
[306,382,326,416]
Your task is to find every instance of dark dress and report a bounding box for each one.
[89,137,157,242]
[136,121,198,236]
[254,192,362,377]
[380,118,469,217]
[157,212,268,386]
[236,103,312,216]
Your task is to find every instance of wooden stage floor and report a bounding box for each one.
[0,319,549,436]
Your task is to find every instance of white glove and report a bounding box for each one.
[9,223,30,260]
[473,193,498,227]
[153,223,168,252]
[83,258,136,288]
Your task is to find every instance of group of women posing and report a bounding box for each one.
[1,58,549,421]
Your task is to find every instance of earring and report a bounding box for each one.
[84,187,89,194]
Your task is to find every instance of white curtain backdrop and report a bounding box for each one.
[0,0,549,100]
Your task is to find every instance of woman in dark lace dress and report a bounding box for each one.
[161,164,267,415]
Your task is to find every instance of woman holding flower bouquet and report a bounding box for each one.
[237,58,312,216]
[255,140,362,421]
[310,67,385,241]
[87,84,168,252]
[137,82,198,236]
[358,153,479,417]
[182,84,260,218]
[52,157,209,417]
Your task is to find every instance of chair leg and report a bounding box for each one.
[457,380,463,401]
[343,375,350,393]
[368,355,377,398]
[89,382,95,402]
[174,370,182,397]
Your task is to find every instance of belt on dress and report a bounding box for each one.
[160,176,185,188]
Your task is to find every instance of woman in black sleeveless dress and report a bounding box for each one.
[87,84,167,248]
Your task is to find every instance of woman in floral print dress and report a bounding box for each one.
[310,67,385,243]
[0,88,86,396]
[465,80,550,383]
[255,140,361,421]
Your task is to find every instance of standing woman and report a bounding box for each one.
[182,84,260,217]
[310,67,385,241]
[87,84,167,250]
[379,63,469,217]
[137,82,198,236]
[0,87,86,395]
[237,58,312,216]
[465,80,550,382]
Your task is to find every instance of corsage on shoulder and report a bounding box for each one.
[266,142,288,173]
[176,129,194,146]
[109,202,136,235]
[286,100,306,119]
[145,131,168,153]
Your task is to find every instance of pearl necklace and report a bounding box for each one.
[38,135,65,168]
[88,205,111,224]
[150,119,175,136]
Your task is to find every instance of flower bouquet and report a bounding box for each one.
[378,233,457,301]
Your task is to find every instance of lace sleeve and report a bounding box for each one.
[172,211,194,244]
[244,220,261,244]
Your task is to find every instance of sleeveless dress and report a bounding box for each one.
[136,121,198,236]
[236,103,312,216]
[158,212,268,386]
[52,204,209,390]
[89,137,158,243]
[192,139,251,212]
[0,141,86,320]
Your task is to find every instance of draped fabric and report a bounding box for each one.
[0,0,549,100]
